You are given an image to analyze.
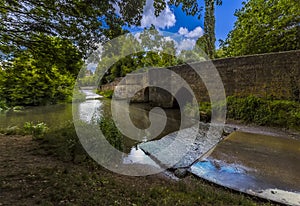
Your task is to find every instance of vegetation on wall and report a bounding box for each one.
[227,96,300,129]
[200,96,300,130]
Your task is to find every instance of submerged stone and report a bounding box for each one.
[174,168,188,178]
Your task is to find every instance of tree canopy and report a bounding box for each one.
[0,0,220,106]
[0,36,82,106]
[196,0,222,59]
[95,27,181,84]
[222,0,300,57]
[0,0,218,59]
[0,0,143,58]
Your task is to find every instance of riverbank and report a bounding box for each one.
[226,119,300,140]
[0,134,276,205]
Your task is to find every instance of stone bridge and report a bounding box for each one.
[101,50,300,108]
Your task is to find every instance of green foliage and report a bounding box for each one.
[24,122,49,140]
[72,89,86,103]
[223,0,300,56]
[203,0,216,59]
[199,102,212,122]
[0,126,24,135]
[40,118,124,163]
[98,90,114,99]
[0,100,8,111]
[78,76,95,87]
[99,116,123,151]
[0,0,144,57]
[97,28,182,83]
[227,96,300,130]
[197,96,300,130]
[0,37,82,106]
[184,102,199,118]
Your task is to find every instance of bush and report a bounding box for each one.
[0,126,24,135]
[40,121,88,162]
[199,102,212,122]
[24,122,49,139]
[0,100,8,112]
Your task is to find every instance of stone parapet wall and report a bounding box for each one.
[170,50,300,102]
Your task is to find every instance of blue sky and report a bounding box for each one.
[130,0,244,49]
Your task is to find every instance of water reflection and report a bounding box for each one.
[123,146,160,168]
[78,100,102,124]
[0,104,73,128]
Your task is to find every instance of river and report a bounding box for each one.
[0,89,182,168]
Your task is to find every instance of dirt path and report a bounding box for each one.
[0,135,69,205]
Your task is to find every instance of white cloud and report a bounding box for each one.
[178,27,189,35]
[163,36,175,42]
[178,26,204,39]
[141,0,176,29]
[176,39,196,52]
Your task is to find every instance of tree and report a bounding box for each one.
[196,0,222,59]
[223,0,300,57]
[96,27,180,83]
[0,37,82,106]
[0,0,221,59]
[0,0,146,58]
[168,0,222,59]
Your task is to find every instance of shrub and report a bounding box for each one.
[0,126,24,135]
[40,121,88,162]
[39,118,124,163]
[199,102,212,122]
[24,122,49,139]
[0,100,8,112]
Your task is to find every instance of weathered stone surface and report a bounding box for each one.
[139,122,229,169]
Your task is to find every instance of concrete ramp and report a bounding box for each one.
[139,123,233,169]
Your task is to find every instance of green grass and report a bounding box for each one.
[29,166,271,206]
